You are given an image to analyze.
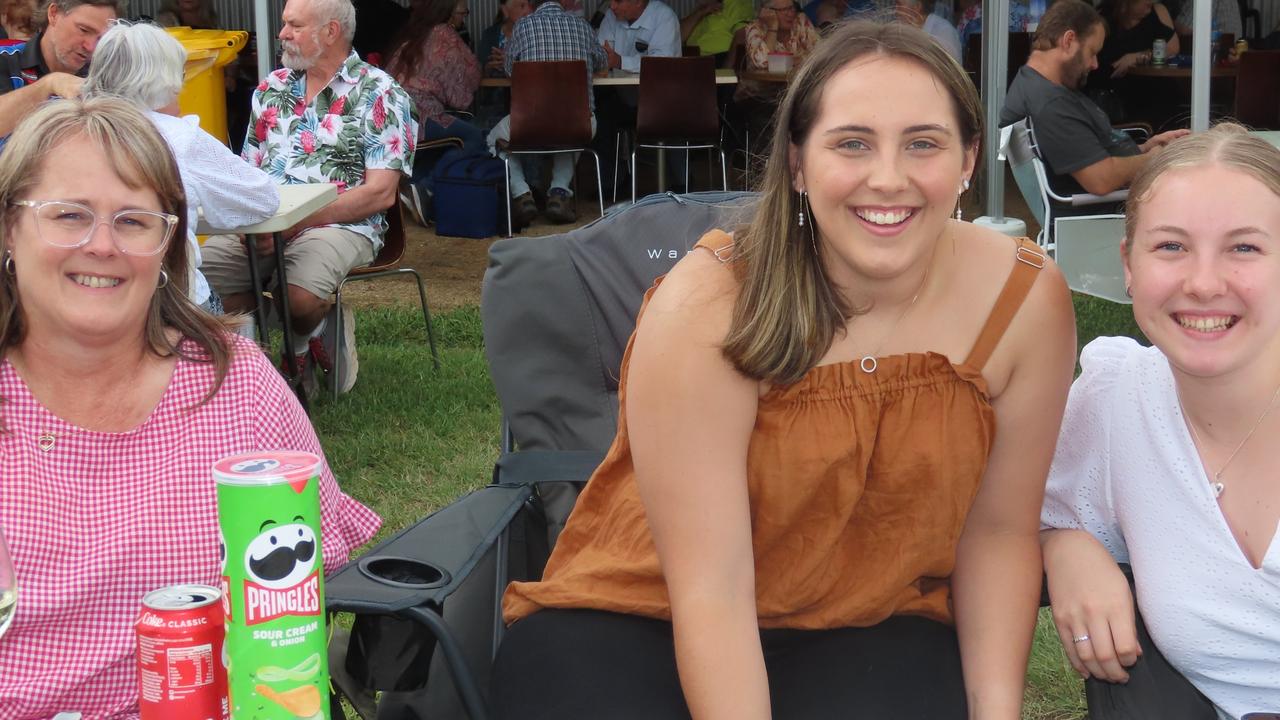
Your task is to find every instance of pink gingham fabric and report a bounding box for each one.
[0,335,381,719]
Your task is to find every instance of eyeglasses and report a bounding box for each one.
[12,200,178,257]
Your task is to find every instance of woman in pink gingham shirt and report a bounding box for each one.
[0,99,380,718]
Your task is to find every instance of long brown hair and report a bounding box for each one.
[722,20,983,385]
[0,96,237,405]
[386,0,459,81]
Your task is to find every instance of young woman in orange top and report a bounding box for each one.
[495,21,1077,719]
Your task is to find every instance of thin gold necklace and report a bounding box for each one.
[859,258,932,374]
[1175,377,1280,500]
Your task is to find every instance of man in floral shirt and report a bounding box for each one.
[202,0,416,393]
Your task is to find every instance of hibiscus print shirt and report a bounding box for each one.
[243,51,417,251]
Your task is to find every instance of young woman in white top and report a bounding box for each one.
[1041,124,1280,720]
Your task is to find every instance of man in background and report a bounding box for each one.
[0,0,119,136]
[1001,0,1187,199]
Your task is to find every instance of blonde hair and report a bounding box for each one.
[0,96,236,405]
[1124,123,1280,249]
[723,20,982,384]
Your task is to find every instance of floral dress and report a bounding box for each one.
[389,24,480,129]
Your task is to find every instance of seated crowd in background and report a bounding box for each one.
[1002,0,1187,201]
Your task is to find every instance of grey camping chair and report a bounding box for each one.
[324,191,759,720]
[1000,119,1132,304]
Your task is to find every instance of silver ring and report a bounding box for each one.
[1072,634,1090,644]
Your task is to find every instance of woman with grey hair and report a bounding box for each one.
[83,21,279,312]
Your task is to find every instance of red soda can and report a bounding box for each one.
[135,584,229,720]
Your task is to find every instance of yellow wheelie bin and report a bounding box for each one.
[164,27,249,146]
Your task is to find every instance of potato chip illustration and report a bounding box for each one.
[255,683,322,718]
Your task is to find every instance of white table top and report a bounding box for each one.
[479,68,737,88]
[195,182,338,235]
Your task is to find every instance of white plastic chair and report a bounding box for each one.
[999,119,1132,304]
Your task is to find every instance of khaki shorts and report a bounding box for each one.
[201,226,376,301]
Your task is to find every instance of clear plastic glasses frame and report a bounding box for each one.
[11,199,178,257]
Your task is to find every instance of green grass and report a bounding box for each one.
[312,294,1143,720]
[309,306,500,541]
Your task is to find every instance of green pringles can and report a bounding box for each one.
[214,451,330,720]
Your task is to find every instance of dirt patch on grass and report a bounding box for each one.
[340,203,605,311]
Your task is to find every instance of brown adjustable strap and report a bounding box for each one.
[694,229,735,263]
[963,237,1046,371]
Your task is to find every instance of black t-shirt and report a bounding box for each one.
[1089,9,1176,88]
[0,32,51,96]
[1001,64,1141,197]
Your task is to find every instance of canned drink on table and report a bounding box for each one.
[214,451,329,720]
[1152,38,1166,65]
[135,584,228,720]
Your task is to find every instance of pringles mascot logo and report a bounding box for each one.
[242,517,320,625]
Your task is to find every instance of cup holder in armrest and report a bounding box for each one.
[357,556,451,590]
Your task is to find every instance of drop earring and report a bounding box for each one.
[954,178,970,221]
[798,190,807,227]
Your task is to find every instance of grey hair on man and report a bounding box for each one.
[308,0,356,45]
[82,21,184,111]
[35,0,125,30]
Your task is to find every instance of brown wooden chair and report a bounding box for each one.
[505,59,604,236]
[331,195,440,399]
[1233,50,1280,129]
[631,55,728,202]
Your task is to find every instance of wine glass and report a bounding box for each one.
[0,525,16,639]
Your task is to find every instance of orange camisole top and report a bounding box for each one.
[503,231,1045,629]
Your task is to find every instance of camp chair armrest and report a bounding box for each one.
[1066,188,1129,207]
[493,449,607,487]
[326,483,535,615]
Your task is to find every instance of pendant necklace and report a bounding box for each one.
[1176,378,1280,500]
[858,259,932,374]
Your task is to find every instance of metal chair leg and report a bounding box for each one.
[405,267,441,370]
[631,148,638,204]
[612,131,622,205]
[504,155,513,237]
[331,288,344,402]
[586,149,604,220]
[330,268,441,401]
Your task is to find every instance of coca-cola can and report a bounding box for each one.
[136,584,229,720]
